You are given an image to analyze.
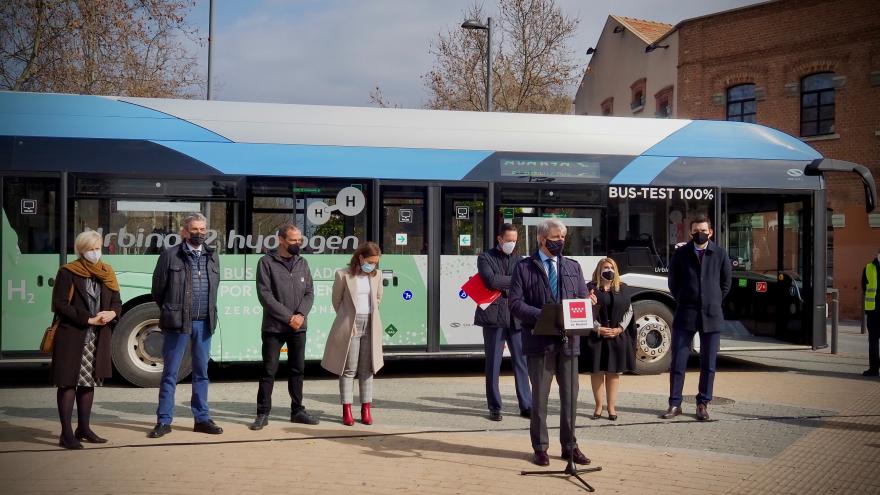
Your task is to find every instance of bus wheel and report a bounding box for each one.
[631,300,674,375]
[111,303,192,388]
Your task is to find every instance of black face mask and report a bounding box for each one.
[601,270,614,281]
[287,244,301,256]
[188,233,206,247]
[544,239,564,257]
[692,232,710,245]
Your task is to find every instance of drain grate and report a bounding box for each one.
[682,396,735,406]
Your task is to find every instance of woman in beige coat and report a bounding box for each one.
[321,242,384,426]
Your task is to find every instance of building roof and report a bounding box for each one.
[609,15,673,45]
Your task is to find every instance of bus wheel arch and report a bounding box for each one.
[630,298,675,375]
[111,301,192,388]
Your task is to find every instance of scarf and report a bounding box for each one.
[62,258,120,292]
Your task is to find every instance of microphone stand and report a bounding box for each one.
[521,252,602,491]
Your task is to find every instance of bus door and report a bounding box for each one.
[723,193,813,346]
[438,187,486,348]
[1,175,61,356]
[379,186,430,350]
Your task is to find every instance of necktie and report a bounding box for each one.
[547,259,558,301]
[697,249,705,264]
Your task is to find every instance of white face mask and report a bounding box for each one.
[82,249,101,264]
[500,241,516,255]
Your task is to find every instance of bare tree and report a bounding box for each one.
[368,86,400,108]
[423,0,579,113]
[1,0,205,97]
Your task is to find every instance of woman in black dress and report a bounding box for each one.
[51,230,121,449]
[584,257,634,421]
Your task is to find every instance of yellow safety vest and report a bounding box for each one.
[866,262,877,311]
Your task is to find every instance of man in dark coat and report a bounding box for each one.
[474,223,531,421]
[250,223,319,430]
[662,216,732,421]
[148,213,222,438]
[509,218,590,467]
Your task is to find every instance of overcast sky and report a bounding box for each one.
[189,0,765,108]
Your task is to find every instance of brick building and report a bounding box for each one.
[673,0,880,317]
[576,0,879,318]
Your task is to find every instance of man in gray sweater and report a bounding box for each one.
[250,224,319,430]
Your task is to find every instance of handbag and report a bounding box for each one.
[40,284,75,354]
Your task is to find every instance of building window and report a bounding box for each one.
[726,83,756,123]
[654,86,673,118]
[800,72,835,136]
[630,78,646,112]
[600,97,613,116]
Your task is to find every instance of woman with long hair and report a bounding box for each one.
[321,242,384,426]
[584,257,634,421]
[51,230,122,449]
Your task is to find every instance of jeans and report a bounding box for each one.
[157,320,211,424]
[256,331,307,415]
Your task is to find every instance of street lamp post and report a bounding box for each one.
[461,17,492,112]
[207,0,214,100]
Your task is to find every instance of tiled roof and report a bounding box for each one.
[610,15,674,44]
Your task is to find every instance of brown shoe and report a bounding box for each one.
[532,450,550,466]
[660,406,682,419]
[696,403,710,421]
[561,447,591,465]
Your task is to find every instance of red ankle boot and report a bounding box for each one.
[361,402,372,425]
[342,404,354,426]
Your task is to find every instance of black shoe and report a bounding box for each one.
[489,410,502,422]
[290,410,320,425]
[532,450,550,466]
[147,423,172,438]
[660,406,682,419]
[561,447,591,465]
[608,413,618,421]
[193,419,223,434]
[862,369,880,377]
[74,428,107,443]
[696,403,710,421]
[249,414,269,431]
[519,409,531,418]
[58,435,83,450]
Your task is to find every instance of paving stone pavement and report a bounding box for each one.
[0,324,878,494]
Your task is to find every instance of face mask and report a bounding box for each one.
[544,239,564,257]
[361,263,376,274]
[287,244,301,256]
[500,241,516,255]
[188,232,206,247]
[692,232,709,245]
[601,269,614,281]
[82,249,101,264]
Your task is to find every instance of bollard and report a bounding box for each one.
[827,288,839,355]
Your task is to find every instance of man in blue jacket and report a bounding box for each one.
[149,213,222,438]
[510,218,590,467]
[661,217,732,421]
[474,223,531,421]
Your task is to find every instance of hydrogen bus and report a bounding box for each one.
[1,91,875,387]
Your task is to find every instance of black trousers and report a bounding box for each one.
[868,311,880,372]
[256,331,306,415]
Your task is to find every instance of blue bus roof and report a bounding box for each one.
[0,91,823,188]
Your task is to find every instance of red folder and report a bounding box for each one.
[461,273,501,309]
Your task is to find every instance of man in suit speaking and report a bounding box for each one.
[510,218,590,467]
[661,216,732,421]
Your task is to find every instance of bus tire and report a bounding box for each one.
[111,302,192,388]
[631,300,674,375]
